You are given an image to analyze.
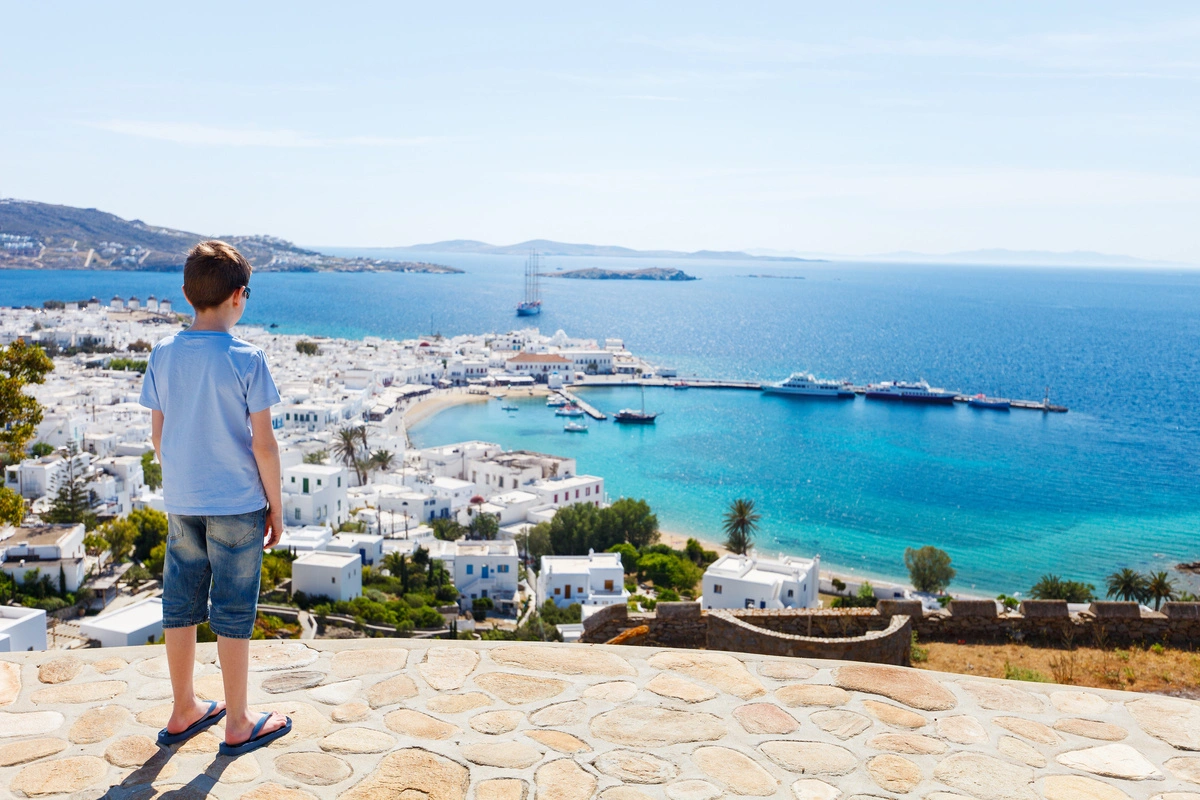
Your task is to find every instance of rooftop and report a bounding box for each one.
[293,551,360,569]
[0,639,1193,799]
[78,597,163,635]
[0,524,82,548]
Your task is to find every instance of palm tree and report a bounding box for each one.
[371,449,396,473]
[334,427,362,473]
[722,498,760,555]
[1106,568,1148,603]
[1146,571,1177,611]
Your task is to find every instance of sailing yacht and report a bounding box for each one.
[516,251,543,316]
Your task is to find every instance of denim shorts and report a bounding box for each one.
[162,507,266,639]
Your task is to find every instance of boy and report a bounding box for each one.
[140,240,291,756]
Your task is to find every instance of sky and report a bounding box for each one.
[2,2,1198,262]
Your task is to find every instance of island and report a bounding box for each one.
[0,199,462,274]
[543,267,697,281]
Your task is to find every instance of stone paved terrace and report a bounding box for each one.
[0,641,1199,800]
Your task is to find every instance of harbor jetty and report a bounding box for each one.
[555,388,607,419]
[580,377,1069,412]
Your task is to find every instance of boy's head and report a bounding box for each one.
[183,240,252,316]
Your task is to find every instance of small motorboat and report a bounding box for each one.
[564,422,588,433]
[546,396,568,407]
[968,393,1011,410]
[555,405,586,417]
[501,405,519,412]
[673,381,689,390]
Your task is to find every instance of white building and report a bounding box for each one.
[505,352,573,380]
[281,464,348,527]
[538,550,628,609]
[326,533,384,566]
[454,539,519,614]
[0,606,47,652]
[275,525,334,554]
[292,550,362,602]
[79,597,164,648]
[531,475,604,510]
[701,553,820,611]
[0,524,88,593]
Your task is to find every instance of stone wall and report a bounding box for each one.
[707,611,913,666]
[884,600,1200,646]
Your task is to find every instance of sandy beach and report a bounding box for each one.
[402,386,555,431]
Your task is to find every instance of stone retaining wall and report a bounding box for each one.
[707,611,913,666]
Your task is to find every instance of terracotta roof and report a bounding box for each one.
[506,352,572,364]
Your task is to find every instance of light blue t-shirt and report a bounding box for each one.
[139,330,281,515]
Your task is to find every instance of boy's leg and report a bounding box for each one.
[162,515,226,734]
[207,508,286,744]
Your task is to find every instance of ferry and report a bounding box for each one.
[564,421,588,433]
[865,380,958,405]
[968,394,1011,410]
[763,373,855,399]
[555,405,586,417]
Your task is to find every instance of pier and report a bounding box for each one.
[555,389,607,420]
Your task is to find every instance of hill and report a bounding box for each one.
[0,199,461,273]
[377,239,822,262]
[544,267,697,281]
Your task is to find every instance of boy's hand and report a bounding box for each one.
[264,507,284,550]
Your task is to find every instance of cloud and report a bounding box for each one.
[88,120,445,148]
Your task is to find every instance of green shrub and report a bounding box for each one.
[1003,662,1050,682]
[910,632,929,663]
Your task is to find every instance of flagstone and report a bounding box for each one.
[646,671,719,703]
[274,752,353,785]
[308,679,362,705]
[936,714,990,744]
[535,758,597,800]
[30,679,125,704]
[104,734,162,767]
[0,736,68,766]
[462,740,543,768]
[993,716,1061,745]
[339,748,468,800]
[1128,695,1200,751]
[867,753,922,793]
[997,735,1046,767]
[426,691,492,713]
[1054,717,1127,741]
[529,699,588,726]
[69,702,132,743]
[666,779,723,800]
[37,656,82,684]
[811,709,871,740]
[384,708,460,739]
[319,726,395,754]
[694,745,779,795]
[206,753,263,783]
[867,732,947,754]
[92,656,128,674]
[835,664,957,711]
[595,748,679,783]
[733,702,801,734]
[861,699,927,729]
[1042,775,1133,800]
[758,660,818,681]
[1050,690,1110,716]
[261,670,326,694]
[0,661,18,706]
[491,644,635,676]
[0,709,65,737]
[648,651,766,698]
[11,754,108,795]
[1055,743,1162,781]
[524,729,590,753]
[330,646,409,679]
[470,708,523,734]
[791,778,841,800]
[477,777,528,800]
[242,643,319,672]
[475,672,568,704]
[960,681,1044,713]
[365,673,418,707]
[777,683,851,707]
[331,701,370,722]
[417,646,479,690]
[760,740,858,775]
[239,782,320,800]
[591,706,726,746]
[1165,757,1200,783]
[932,752,1036,800]
[583,680,638,702]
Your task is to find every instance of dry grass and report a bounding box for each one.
[917,640,1200,696]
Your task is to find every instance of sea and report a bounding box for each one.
[4,253,1199,597]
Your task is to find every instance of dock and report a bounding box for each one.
[555,389,607,420]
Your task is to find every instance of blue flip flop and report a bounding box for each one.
[218,712,292,757]
[157,700,226,745]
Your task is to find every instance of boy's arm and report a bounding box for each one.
[151,410,164,462]
[249,409,284,549]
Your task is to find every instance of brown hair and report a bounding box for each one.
[183,240,252,310]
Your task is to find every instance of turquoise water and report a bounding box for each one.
[4,258,1199,595]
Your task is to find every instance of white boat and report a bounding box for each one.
[865,380,958,405]
[555,405,586,417]
[763,373,855,399]
[564,422,588,433]
[546,396,568,407]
